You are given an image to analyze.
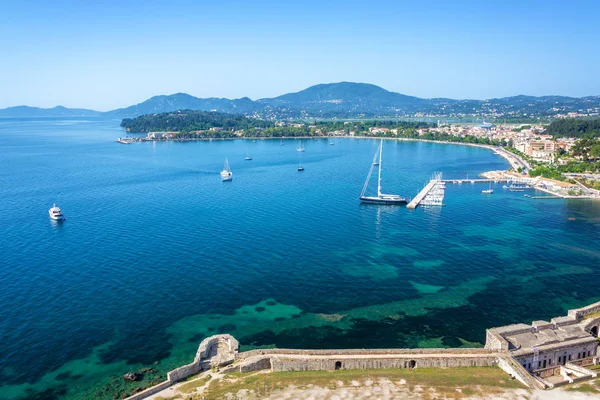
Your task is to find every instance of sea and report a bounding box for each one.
[0,117,599,399]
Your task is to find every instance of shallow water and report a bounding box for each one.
[0,117,599,399]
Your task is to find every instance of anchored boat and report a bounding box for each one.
[48,204,65,220]
[482,182,494,194]
[360,140,409,205]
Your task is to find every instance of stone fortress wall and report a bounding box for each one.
[125,301,600,400]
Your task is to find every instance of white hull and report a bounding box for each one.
[48,205,64,220]
[221,171,232,181]
[221,158,232,181]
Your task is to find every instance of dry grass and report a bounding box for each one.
[178,374,212,394]
[194,367,523,399]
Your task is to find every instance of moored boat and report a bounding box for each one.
[359,140,409,205]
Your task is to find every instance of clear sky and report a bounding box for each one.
[1,0,599,110]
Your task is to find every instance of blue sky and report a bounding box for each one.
[1,0,599,110]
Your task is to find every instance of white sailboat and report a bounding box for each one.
[244,151,252,160]
[360,140,409,205]
[220,158,233,181]
[482,181,493,194]
[297,140,305,152]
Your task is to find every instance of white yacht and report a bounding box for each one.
[48,204,65,220]
[220,158,233,181]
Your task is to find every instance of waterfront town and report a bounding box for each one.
[133,122,572,164]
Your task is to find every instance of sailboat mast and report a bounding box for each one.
[377,140,383,197]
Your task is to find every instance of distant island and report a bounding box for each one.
[2,82,600,120]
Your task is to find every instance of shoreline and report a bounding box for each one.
[121,134,529,175]
[125,302,600,399]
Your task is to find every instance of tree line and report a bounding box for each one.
[544,118,600,138]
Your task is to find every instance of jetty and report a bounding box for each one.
[407,173,445,209]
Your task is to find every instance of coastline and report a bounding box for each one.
[121,134,529,175]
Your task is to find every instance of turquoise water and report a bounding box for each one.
[1,117,599,399]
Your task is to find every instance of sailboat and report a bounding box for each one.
[297,161,304,171]
[297,140,305,152]
[244,151,252,161]
[360,140,409,205]
[280,139,284,146]
[220,158,233,181]
[482,181,493,194]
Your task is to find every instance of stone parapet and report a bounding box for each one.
[238,347,493,360]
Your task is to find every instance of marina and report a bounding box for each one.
[407,174,444,209]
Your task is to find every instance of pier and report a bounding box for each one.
[441,178,508,183]
[407,173,445,209]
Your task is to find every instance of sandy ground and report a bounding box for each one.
[146,374,600,400]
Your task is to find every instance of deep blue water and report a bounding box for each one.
[1,117,599,399]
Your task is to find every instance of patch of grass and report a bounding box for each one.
[178,374,212,394]
[584,311,600,320]
[200,367,524,399]
[566,383,599,393]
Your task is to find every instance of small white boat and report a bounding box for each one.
[48,204,65,220]
[220,158,233,181]
[297,140,305,152]
[244,152,252,161]
[482,182,493,194]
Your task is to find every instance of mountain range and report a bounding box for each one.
[2,82,599,120]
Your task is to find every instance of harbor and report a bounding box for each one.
[4,121,600,400]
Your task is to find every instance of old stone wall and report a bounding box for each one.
[484,331,508,351]
[124,334,238,400]
[123,381,172,400]
[496,355,546,389]
[568,301,600,319]
[239,356,272,373]
[194,334,239,362]
[167,362,201,382]
[238,347,494,360]
[268,355,498,373]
